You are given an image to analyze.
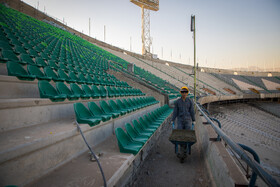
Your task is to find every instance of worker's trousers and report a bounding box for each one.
[177,118,192,130]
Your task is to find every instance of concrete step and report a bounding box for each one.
[0,103,160,186]
[27,116,171,187]
[0,96,145,132]
[0,75,40,99]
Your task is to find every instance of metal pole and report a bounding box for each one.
[193,15,197,105]
[89,18,91,36]
[104,25,106,42]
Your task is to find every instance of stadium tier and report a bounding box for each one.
[0,2,279,186]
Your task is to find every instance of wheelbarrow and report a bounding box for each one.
[169,123,196,163]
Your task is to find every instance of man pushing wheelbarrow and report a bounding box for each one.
[170,86,196,163]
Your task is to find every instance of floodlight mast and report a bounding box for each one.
[130,0,159,56]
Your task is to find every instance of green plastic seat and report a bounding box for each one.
[27,49,38,58]
[7,61,36,81]
[44,66,66,82]
[85,74,95,84]
[78,73,89,84]
[48,60,59,70]
[123,98,139,110]
[116,99,133,113]
[88,102,112,122]
[99,85,107,97]
[106,86,115,97]
[19,53,36,65]
[35,57,48,67]
[56,82,79,100]
[57,62,68,71]
[14,45,27,55]
[139,117,157,131]
[115,128,143,155]
[82,84,99,99]
[69,71,83,84]
[27,65,52,81]
[125,123,149,144]
[112,87,121,97]
[57,69,75,83]
[99,100,120,118]
[132,119,153,137]
[108,100,127,115]
[0,41,13,53]
[70,83,90,99]
[1,50,20,63]
[38,80,67,102]
[73,103,101,127]
[91,85,105,98]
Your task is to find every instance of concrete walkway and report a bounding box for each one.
[132,124,212,187]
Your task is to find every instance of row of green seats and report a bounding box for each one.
[6,61,126,87]
[74,97,159,126]
[115,104,173,154]
[38,80,145,102]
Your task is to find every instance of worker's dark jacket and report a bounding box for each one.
[172,97,195,122]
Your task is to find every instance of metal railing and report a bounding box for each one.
[195,102,280,187]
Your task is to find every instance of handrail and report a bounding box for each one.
[238,144,260,187]
[195,102,280,187]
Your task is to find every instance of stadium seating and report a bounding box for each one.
[115,128,143,155]
[125,123,149,144]
[7,61,36,81]
[73,103,101,126]
[87,102,112,122]
[56,82,80,100]
[99,100,121,118]
[38,80,67,102]
[27,65,52,81]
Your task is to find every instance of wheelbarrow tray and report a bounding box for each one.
[169,129,196,144]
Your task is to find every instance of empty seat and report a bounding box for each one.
[69,71,84,84]
[0,50,20,63]
[91,85,105,98]
[99,85,107,97]
[35,57,48,67]
[115,128,143,155]
[108,100,127,115]
[132,119,154,136]
[7,61,36,81]
[27,65,52,81]
[125,123,149,144]
[70,83,90,99]
[38,80,67,102]
[82,84,99,99]
[44,66,66,82]
[73,103,101,127]
[88,102,112,122]
[56,82,79,100]
[48,60,59,70]
[138,117,157,132]
[99,100,120,118]
[57,69,75,83]
[19,53,36,65]
[116,99,134,112]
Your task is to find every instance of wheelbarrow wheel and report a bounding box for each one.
[180,157,184,163]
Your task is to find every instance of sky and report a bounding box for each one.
[22,0,280,71]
